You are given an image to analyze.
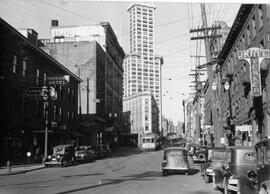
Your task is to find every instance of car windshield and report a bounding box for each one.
[195,147,206,153]
[165,149,184,156]
[211,150,226,160]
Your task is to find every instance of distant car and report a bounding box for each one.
[162,147,190,176]
[213,146,256,193]
[44,144,76,167]
[238,139,270,194]
[103,145,112,157]
[93,145,105,159]
[75,146,94,163]
[201,147,226,183]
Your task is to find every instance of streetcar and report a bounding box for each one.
[141,134,160,151]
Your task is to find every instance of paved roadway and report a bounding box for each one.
[0,148,222,194]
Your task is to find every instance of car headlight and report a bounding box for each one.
[48,155,51,159]
[57,155,60,159]
[230,175,238,179]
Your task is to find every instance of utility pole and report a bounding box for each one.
[189,3,223,146]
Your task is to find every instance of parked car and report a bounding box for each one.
[201,147,226,183]
[238,139,270,194]
[192,145,208,163]
[93,145,106,159]
[75,146,94,163]
[213,146,256,193]
[103,145,112,157]
[162,147,190,176]
[44,144,76,167]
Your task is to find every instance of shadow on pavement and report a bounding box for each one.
[62,173,103,178]
[110,147,144,158]
[54,171,157,194]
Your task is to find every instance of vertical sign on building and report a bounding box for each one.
[238,47,270,97]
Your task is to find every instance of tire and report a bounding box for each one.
[162,170,167,176]
[213,176,218,190]
[205,175,210,183]
[223,178,229,194]
[61,160,67,167]
[185,170,189,176]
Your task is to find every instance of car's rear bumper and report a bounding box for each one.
[162,167,189,170]
[228,178,238,191]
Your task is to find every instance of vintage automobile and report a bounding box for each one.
[162,147,190,176]
[75,146,94,163]
[213,146,256,193]
[93,145,106,159]
[103,145,112,157]
[238,139,270,194]
[44,144,76,167]
[201,147,226,183]
[185,142,199,157]
[192,145,208,163]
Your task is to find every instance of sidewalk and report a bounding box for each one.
[0,147,139,176]
[0,163,45,176]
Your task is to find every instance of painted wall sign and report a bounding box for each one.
[238,47,270,97]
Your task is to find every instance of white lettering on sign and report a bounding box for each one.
[238,47,270,97]
[238,47,270,59]
[46,75,69,85]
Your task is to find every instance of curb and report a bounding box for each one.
[0,166,45,176]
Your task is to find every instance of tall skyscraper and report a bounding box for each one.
[123,3,163,132]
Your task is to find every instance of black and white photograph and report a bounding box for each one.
[0,0,270,193]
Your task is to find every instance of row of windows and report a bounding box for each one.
[12,55,76,104]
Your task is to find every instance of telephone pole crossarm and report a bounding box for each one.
[191,35,222,40]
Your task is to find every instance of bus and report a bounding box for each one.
[141,134,160,150]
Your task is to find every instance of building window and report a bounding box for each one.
[59,107,62,121]
[251,16,256,39]
[259,40,264,49]
[145,106,149,112]
[36,69,39,85]
[43,73,47,86]
[12,55,17,73]
[246,26,251,46]
[22,60,26,76]
[145,114,148,121]
[258,5,263,30]
[53,105,56,120]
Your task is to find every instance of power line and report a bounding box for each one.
[26,1,78,24]
[39,0,100,23]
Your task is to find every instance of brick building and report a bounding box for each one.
[43,21,125,146]
[214,4,270,146]
[0,18,81,165]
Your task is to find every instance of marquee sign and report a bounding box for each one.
[46,75,70,85]
[238,47,270,97]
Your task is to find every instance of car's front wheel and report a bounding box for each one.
[61,160,67,167]
[205,175,210,183]
[162,170,167,176]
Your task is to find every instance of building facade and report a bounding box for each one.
[0,18,81,165]
[202,21,231,146]
[43,21,125,146]
[123,92,159,146]
[123,3,163,132]
[215,4,270,146]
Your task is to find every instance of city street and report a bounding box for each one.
[0,148,221,194]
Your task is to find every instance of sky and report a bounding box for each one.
[0,0,242,124]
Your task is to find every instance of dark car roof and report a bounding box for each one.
[255,139,270,148]
[165,147,187,151]
[54,144,73,148]
[227,146,254,150]
[208,147,226,150]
